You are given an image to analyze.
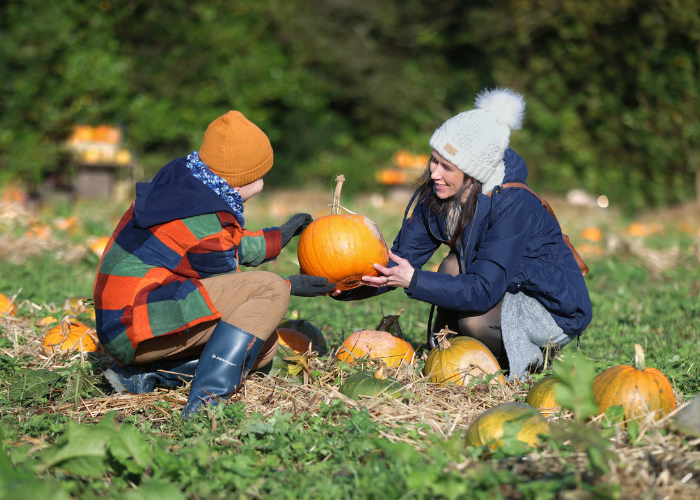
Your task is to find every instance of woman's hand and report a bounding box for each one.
[361,251,415,289]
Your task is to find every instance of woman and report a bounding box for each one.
[334,88,592,380]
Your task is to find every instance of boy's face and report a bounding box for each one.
[234,177,264,202]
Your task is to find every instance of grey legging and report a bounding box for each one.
[430,252,509,370]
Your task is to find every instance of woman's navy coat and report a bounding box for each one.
[388,148,592,335]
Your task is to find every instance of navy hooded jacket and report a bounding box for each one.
[383,148,592,335]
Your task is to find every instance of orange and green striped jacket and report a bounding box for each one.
[93,158,282,365]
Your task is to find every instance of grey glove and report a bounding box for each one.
[280,213,313,248]
[287,275,337,297]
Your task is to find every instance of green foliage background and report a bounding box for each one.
[1,0,699,208]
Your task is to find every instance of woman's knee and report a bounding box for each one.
[437,252,460,276]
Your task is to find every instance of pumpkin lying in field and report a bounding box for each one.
[0,293,17,317]
[466,402,549,450]
[338,363,403,400]
[526,376,562,416]
[592,343,676,423]
[278,317,327,351]
[336,329,415,368]
[43,318,100,353]
[275,328,314,354]
[423,328,505,385]
[297,175,389,291]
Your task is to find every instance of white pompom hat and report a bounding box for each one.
[429,87,526,194]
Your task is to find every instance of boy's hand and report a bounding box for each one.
[287,275,336,297]
[280,213,313,248]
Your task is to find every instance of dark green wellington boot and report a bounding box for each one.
[103,356,199,394]
[182,321,264,419]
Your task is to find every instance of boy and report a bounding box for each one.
[94,111,335,418]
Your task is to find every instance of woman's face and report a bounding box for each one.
[234,177,264,202]
[430,150,469,201]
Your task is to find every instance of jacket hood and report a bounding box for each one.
[133,157,238,228]
[500,148,528,185]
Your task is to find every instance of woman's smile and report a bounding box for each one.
[430,149,467,200]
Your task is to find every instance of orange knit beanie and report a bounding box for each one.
[199,111,274,187]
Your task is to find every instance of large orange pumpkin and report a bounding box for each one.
[0,293,17,317]
[466,402,549,450]
[297,175,389,291]
[43,318,100,353]
[336,329,415,368]
[276,328,314,354]
[525,376,561,416]
[592,343,676,422]
[423,329,505,385]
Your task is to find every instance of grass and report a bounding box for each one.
[1,189,699,499]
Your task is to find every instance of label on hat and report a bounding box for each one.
[444,143,458,156]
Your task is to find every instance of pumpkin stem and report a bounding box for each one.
[374,362,388,380]
[331,174,346,215]
[435,326,457,350]
[633,343,646,371]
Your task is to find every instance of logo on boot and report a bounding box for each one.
[212,353,237,367]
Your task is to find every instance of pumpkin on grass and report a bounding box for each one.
[339,363,403,400]
[466,402,549,450]
[0,293,17,317]
[297,175,389,291]
[423,328,505,385]
[43,318,100,353]
[276,328,314,354]
[526,376,562,416]
[336,329,415,368]
[278,318,327,351]
[592,343,676,422]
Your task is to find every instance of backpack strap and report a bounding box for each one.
[488,183,589,276]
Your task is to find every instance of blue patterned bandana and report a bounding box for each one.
[185,151,245,226]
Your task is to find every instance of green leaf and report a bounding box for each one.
[8,369,63,404]
[553,351,598,421]
[116,480,187,500]
[37,415,117,477]
[602,405,625,428]
[107,423,152,474]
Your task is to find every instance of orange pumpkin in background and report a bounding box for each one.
[0,293,17,317]
[336,329,415,368]
[297,175,389,291]
[275,328,313,354]
[43,318,100,353]
[423,328,505,385]
[592,343,676,423]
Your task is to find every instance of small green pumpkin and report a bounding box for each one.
[278,318,327,352]
[338,364,403,400]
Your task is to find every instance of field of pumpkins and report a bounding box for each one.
[1,180,700,498]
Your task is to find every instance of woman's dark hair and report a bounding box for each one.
[411,157,482,248]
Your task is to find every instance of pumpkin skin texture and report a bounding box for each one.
[339,365,403,400]
[423,334,505,386]
[526,376,562,416]
[336,330,415,368]
[466,402,549,450]
[0,293,17,317]
[278,318,327,351]
[275,328,313,354]
[592,343,676,422]
[297,214,389,291]
[43,320,100,353]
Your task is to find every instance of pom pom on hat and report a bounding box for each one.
[475,87,526,130]
[429,87,526,194]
